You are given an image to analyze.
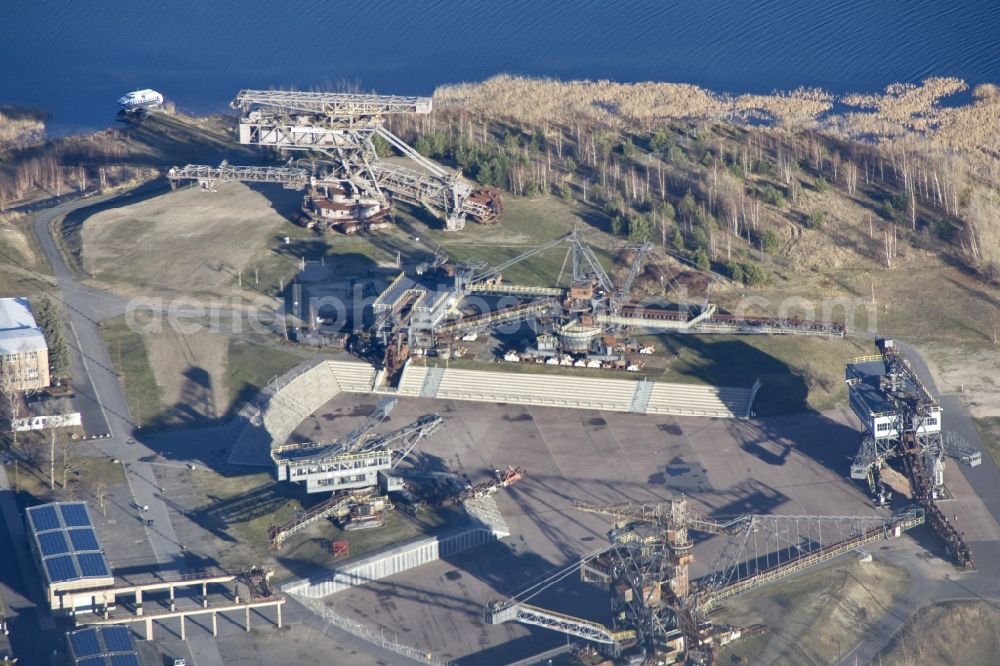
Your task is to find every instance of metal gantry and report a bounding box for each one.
[845,339,980,567]
[486,496,923,664]
[270,396,445,495]
[168,89,500,231]
[166,164,309,191]
[231,90,433,116]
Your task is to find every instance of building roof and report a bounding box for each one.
[67,626,141,666]
[0,297,47,354]
[26,502,111,586]
[847,360,893,415]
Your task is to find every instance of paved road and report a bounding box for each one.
[21,192,226,666]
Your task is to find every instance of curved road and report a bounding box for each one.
[25,190,224,666]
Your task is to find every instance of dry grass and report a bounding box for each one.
[80,183,295,299]
[143,326,231,425]
[0,109,45,150]
[436,74,1000,155]
[436,74,834,129]
[0,214,38,265]
[879,601,1000,666]
[3,435,125,505]
[717,558,910,666]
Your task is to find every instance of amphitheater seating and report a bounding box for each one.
[230,357,376,464]
[326,359,377,393]
[231,355,753,467]
[645,383,752,418]
[434,368,637,411]
[395,362,428,397]
[386,361,752,417]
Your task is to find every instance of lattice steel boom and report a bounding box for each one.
[231,90,432,116]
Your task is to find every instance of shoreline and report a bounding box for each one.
[13,72,998,143]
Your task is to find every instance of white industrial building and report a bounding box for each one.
[0,297,50,391]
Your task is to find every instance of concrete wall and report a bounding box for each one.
[283,527,500,598]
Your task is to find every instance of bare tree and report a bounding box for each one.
[884,226,898,269]
[49,429,56,491]
[96,482,108,517]
[61,437,80,490]
[0,356,24,453]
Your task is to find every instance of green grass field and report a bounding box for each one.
[100,315,163,428]
[227,338,306,410]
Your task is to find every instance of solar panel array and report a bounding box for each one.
[26,502,111,585]
[67,626,141,666]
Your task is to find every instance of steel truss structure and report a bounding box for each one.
[168,89,500,231]
[846,339,980,567]
[486,496,922,664]
[166,163,309,191]
[847,341,981,487]
[271,397,444,498]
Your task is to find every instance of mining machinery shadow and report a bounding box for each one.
[446,543,611,665]
[719,409,876,508]
[158,478,303,545]
[657,335,812,416]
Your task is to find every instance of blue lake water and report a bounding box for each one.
[2,0,999,136]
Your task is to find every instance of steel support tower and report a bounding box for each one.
[486,496,922,664]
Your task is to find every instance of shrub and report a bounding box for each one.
[760,228,781,253]
[610,216,624,237]
[628,215,654,242]
[649,130,671,153]
[761,185,786,207]
[693,249,710,270]
[804,211,825,229]
[727,260,767,286]
[742,261,767,286]
[726,260,745,284]
[671,227,684,251]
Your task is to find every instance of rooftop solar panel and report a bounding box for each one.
[45,555,78,582]
[60,503,92,527]
[111,655,141,666]
[68,628,102,657]
[77,657,106,666]
[77,553,110,578]
[28,505,60,532]
[68,528,101,552]
[101,626,133,653]
[38,530,70,557]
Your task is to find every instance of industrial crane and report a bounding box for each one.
[846,339,981,568]
[267,399,445,546]
[271,399,444,472]
[168,90,501,232]
[486,496,924,664]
